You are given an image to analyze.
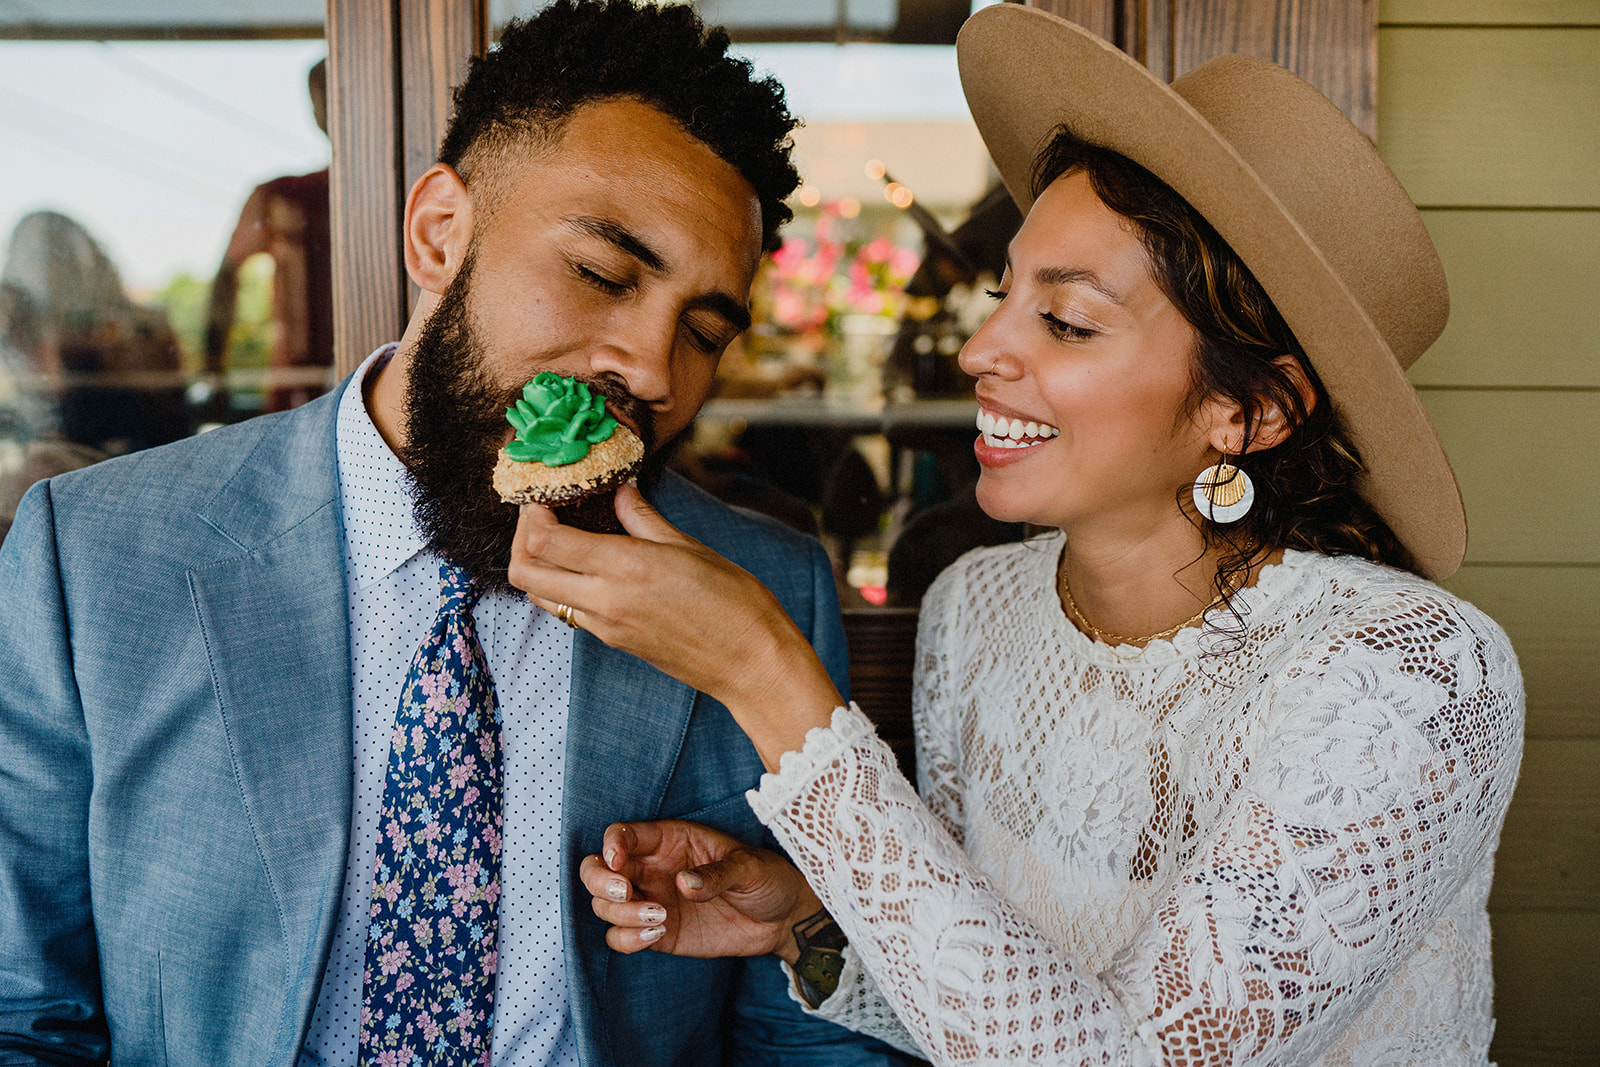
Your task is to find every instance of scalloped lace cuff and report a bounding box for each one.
[746,702,877,824]
[779,941,871,1016]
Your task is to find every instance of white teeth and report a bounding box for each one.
[976,409,1060,444]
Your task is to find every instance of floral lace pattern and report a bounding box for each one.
[750,541,1523,1066]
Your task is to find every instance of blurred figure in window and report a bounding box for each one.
[0,279,53,445]
[0,209,189,456]
[204,57,333,415]
[0,438,103,546]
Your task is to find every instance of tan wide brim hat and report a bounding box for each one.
[957,4,1465,579]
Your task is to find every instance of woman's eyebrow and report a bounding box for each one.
[1034,265,1124,304]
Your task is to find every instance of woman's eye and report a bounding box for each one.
[1041,312,1095,341]
[983,287,1007,302]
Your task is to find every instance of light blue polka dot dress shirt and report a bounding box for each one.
[300,346,579,1066]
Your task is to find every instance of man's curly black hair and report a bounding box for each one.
[437,0,799,252]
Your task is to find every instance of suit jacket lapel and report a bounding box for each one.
[189,388,354,1051]
[563,620,697,1063]
[561,475,709,852]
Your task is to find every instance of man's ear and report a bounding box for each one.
[404,163,474,295]
[1203,354,1318,456]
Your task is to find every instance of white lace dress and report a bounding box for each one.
[748,538,1524,1066]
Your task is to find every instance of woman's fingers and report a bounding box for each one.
[605,924,666,954]
[511,502,595,579]
[508,496,784,695]
[508,495,708,625]
[677,850,762,902]
[579,821,808,959]
[612,480,680,543]
[515,485,700,580]
[601,820,661,870]
[590,891,668,933]
[581,850,669,952]
[581,821,684,927]
[579,850,627,893]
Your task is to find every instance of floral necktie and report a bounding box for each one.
[360,563,503,1066]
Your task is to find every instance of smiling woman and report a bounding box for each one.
[541,7,1525,1066]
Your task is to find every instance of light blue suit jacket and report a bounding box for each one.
[0,377,903,1066]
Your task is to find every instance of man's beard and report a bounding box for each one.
[401,253,663,594]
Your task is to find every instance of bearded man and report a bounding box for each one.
[0,3,907,1065]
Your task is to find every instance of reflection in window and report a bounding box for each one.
[0,33,327,536]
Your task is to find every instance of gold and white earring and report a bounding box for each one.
[1193,459,1255,523]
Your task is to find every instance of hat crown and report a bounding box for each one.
[1170,56,1448,370]
[956,3,1466,578]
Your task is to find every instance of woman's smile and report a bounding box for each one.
[976,407,1061,449]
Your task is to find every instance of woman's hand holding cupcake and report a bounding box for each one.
[508,483,841,770]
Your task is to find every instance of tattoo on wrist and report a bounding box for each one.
[792,908,847,1005]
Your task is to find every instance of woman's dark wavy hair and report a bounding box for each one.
[437,0,799,252]
[1031,128,1418,610]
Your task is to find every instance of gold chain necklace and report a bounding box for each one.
[1058,571,1223,646]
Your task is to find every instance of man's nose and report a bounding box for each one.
[587,324,675,411]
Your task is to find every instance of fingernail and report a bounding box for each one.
[639,904,666,924]
[680,871,703,891]
[603,847,618,869]
[605,878,628,901]
[639,924,665,943]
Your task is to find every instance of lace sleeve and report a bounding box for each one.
[748,600,1523,1066]
[914,563,968,847]
[777,564,976,1054]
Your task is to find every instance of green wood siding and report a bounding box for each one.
[1381,2,1600,1063]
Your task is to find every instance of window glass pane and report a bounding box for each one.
[0,1,324,33]
[0,29,327,517]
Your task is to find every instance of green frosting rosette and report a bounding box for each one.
[503,372,620,467]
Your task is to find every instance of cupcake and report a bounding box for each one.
[492,372,644,533]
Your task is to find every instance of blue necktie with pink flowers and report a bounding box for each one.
[360,563,503,1066]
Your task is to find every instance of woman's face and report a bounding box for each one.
[958,170,1222,538]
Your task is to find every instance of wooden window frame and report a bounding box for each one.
[326,0,484,376]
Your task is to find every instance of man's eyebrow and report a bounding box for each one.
[695,291,752,335]
[1034,264,1124,304]
[568,215,666,272]
[568,214,752,334]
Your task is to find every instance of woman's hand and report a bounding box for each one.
[579,820,819,962]
[508,482,841,768]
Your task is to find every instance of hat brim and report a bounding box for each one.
[956,5,1465,579]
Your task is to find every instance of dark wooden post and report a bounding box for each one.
[326,0,483,377]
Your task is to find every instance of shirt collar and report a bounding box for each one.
[336,343,427,593]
